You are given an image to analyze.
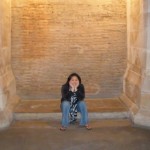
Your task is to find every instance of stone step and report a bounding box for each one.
[14,98,129,120]
[11,119,132,129]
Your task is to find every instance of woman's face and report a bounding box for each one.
[69,76,79,87]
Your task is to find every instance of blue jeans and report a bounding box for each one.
[61,101,89,127]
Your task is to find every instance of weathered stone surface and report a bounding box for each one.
[122,0,150,128]
[13,99,129,121]
[0,0,19,129]
[123,0,145,104]
[2,119,150,150]
[11,0,127,99]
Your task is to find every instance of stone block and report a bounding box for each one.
[0,95,20,129]
[141,75,150,92]
[140,93,150,108]
[134,108,150,127]
[0,92,7,110]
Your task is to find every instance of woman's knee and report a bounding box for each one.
[78,101,85,106]
[77,101,87,109]
[61,101,70,110]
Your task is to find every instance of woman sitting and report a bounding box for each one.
[60,73,91,131]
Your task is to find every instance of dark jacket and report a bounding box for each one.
[61,84,85,103]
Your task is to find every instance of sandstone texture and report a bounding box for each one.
[0,0,19,129]
[122,0,150,127]
[11,0,127,99]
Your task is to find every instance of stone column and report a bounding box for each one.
[122,0,150,127]
[134,0,150,127]
[0,0,19,129]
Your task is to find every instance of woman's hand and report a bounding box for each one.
[74,82,79,92]
[69,83,75,92]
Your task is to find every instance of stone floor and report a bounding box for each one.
[1,98,149,150]
[0,119,150,150]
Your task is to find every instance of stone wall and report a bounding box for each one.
[11,0,127,99]
[122,0,150,127]
[122,0,144,113]
[0,0,19,129]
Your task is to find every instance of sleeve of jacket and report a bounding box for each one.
[76,84,85,101]
[61,85,73,101]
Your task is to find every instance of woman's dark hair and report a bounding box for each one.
[65,73,81,85]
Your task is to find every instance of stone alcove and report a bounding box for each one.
[0,0,150,129]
